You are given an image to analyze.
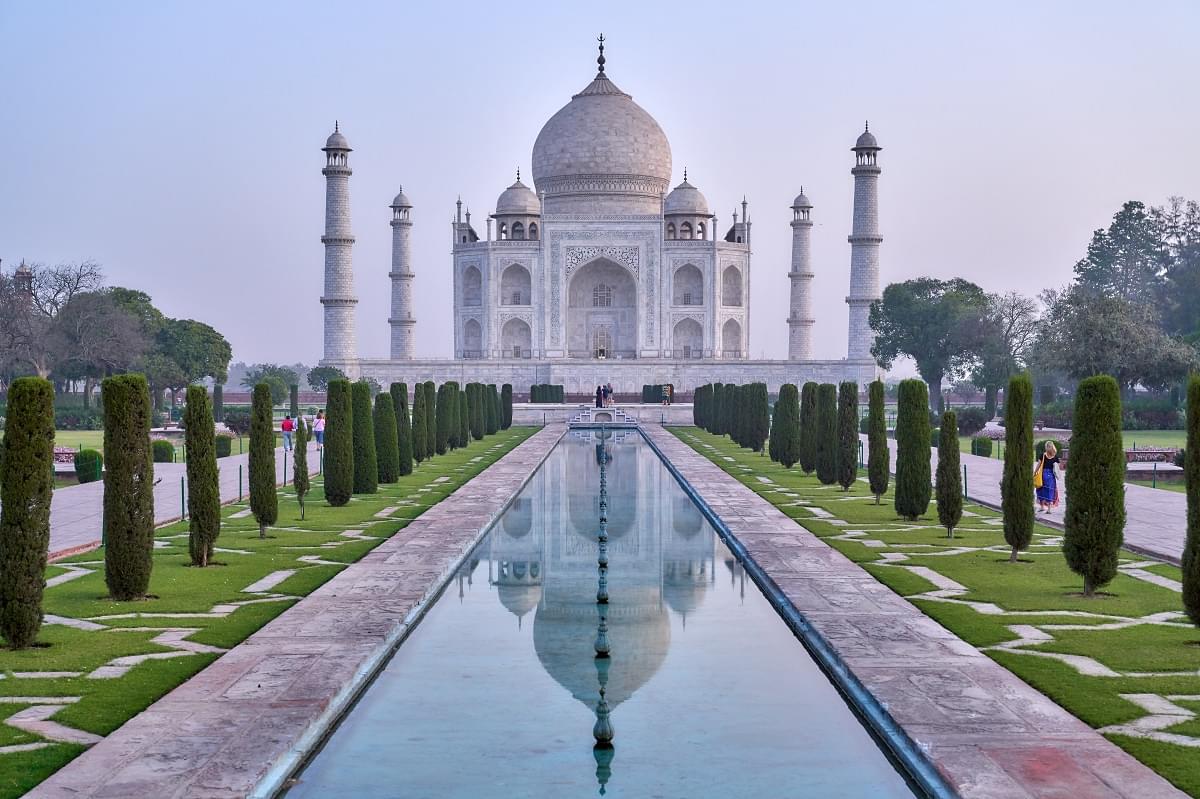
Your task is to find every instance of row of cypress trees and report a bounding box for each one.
[693,382,770,451]
[763,381,862,493]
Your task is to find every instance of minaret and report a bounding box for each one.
[847,122,882,361]
[321,123,357,363]
[388,188,415,359]
[788,189,814,360]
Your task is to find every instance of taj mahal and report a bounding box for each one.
[319,39,883,394]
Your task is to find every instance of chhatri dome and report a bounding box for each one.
[664,172,710,216]
[495,172,541,215]
[531,35,672,214]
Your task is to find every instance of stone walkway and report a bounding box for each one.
[866,436,1187,564]
[26,425,564,799]
[651,426,1185,799]
[45,443,321,561]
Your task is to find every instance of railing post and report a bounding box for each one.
[181,476,186,520]
[283,454,288,487]
[238,464,243,501]
[963,464,968,498]
[1153,461,1157,489]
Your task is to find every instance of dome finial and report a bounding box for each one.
[516,167,520,181]
[864,120,869,132]
[335,120,340,133]
[683,167,687,182]
[596,33,606,75]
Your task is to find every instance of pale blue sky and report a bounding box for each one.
[2,1,1197,365]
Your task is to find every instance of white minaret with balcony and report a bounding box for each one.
[788,189,814,360]
[320,122,358,363]
[847,123,882,362]
[388,188,416,359]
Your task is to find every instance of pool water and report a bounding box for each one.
[286,431,918,798]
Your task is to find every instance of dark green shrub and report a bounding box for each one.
[374,392,399,484]
[748,383,769,452]
[501,384,513,429]
[799,382,818,474]
[213,384,224,422]
[102,373,155,600]
[956,406,989,436]
[352,381,378,494]
[724,383,739,441]
[423,382,436,456]
[1176,447,1186,469]
[711,383,725,435]
[223,409,251,436]
[486,384,500,435]
[392,383,413,476]
[294,415,310,520]
[411,383,428,464]
[435,383,453,455]
[859,415,870,434]
[815,383,838,485]
[1064,375,1125,596]
[837,382,858,491]
[0,377,54,647]
[289,384,299,418]
[936,410,963,538]
[249,383,278,538]
[894,379,932,521]
[693,384,709,429]
[1002,374,1034,562]
[74,448,103,483]
[773,384,801,468]
[458,390,469,448]
[1185,376,1200,626]
[185,385,220,566]
[152,439,175,463]
[215,434,233,458]
[324,379,353,506]
[867,380,889,504]
[468,383,484,441]
[971,437,993,457]
[1039,384,1055,405]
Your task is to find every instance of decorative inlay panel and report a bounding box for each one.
[564,246,640,280]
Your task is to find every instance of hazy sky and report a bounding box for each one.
[2,1,1197,367]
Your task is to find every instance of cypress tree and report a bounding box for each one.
[837,381,859,491]
[1002,373,1035,562]
[867,380,889,504]
[724,384,739,441]
[424,382,437,457]
[391,383,413,476]
[213,383,224,422]
[798,382,818,474]
[289,384,299,418]
[711,383,724,435]
[469,383,484,440]
[249,382,278,538]
[775,384,801,468]
[694,384,708,429]
[768,395,780,462]
[894,379,932,521]
[435,383,452,455]
[374,392,399,484]
[1064,375,1125,597]
[352,381,378,494]
[1186,376,1200,626]
[411,382,428,464]
[487,384,500,435]
[747,383,769,452]
[0,377,54,647]
[815,384,838,484]
[323,379,354,506]
[294,416,310,520]
[184,385,220,566]
[456,390,468,448]
[102,374,155,600]
[936,410,963,538]
[501,383,513,429]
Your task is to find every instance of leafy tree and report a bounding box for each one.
[308,365,347,392]
[241,364,298,408]
[936,410,963,538]
[1063,375,1125,597]
[411,382,428,464]
[249,383,278,539]
[501,384,513,429]
[0,377,54,647]
[352,381,378,494]
[837,382,859,491]
[49,291,147,405]
[815,384,838,485]
[391,383,413,476]
[323,379,354,506]
[156,318,231,386]
[867,380,889,504]
[1185,375,1200,626]
[107,286,165,338]
[869,277,989,411]
[294,416,310,520]
[0,260,103,378]
[102,373,155,599]
[894,379,932,521]
[773,384,801,468]
[1074,200,1165,305]
[184,385,220,566]
[1002,373,1035,562]
[138,352,187,411]
[373,392,399,484]
[971,291,1040,416]
[1156,196,1200,339]
[798,382,818,474]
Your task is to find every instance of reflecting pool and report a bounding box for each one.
[286,431,917,798]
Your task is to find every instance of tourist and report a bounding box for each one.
[595,385,603,408]
[1035,441,1060,513]
[281,415,295,453]
[313,410,326,449]
[606,383,614,407]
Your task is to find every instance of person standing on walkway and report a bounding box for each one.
[313,410,326,449]
[596,385,603,408]
[1035,441,1060,512]
[282,414,295,453]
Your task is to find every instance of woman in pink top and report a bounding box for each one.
[313,411,326,449]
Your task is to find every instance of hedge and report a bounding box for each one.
[249,383,278,538]
[215,434,234,458]
[74,448,103,483]
[352,381,379,493]
[867,380,889,504]
[323,379,354,506]
[373,392,399,484]
[152,439,175,463]
[0,377,54,647]
[530,384,565,403]
[641,384,675,403]
[936,410,963,538]
[814,384,838,485]
[956,406,989,436]
[894,379,932,521]
[970,436,993,457]
[102,374,155,600]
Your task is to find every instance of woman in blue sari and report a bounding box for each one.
[1036,441,1060,512]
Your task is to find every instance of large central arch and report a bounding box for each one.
[566,258,638,358]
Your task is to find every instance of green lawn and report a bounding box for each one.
[674,428,1200,798]
[0,426,538,799]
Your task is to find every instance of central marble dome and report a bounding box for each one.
[531,70,672,214]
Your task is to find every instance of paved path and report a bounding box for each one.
[46,443,321,560]
[654,427,1185,799]
[864,435,1187,564]
[27,425,564,799]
